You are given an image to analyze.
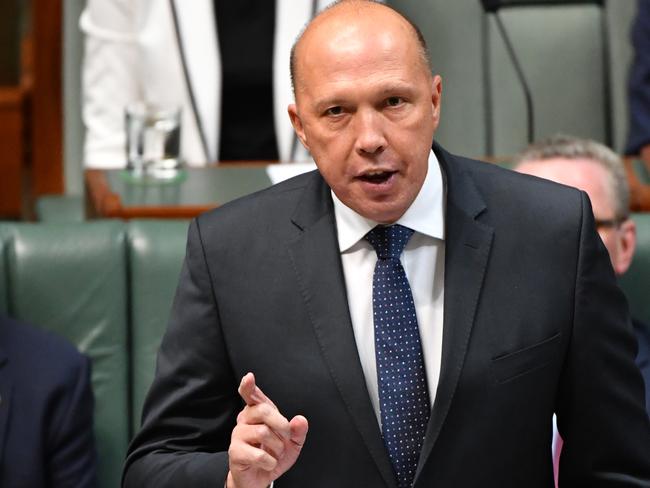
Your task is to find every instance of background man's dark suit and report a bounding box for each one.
[626,0,650,157]
[0,316,97,487]
[634,318,650,413]
[124,145,650,487]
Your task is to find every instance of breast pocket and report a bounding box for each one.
[491,332,562,384]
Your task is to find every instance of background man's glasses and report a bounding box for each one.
[595,216,628,230]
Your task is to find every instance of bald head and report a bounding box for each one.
[290,0,431,96]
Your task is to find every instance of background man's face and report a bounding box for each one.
[289,10,441,223]
[516,158,636,275]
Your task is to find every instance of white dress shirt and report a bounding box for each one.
[332,150,446,427]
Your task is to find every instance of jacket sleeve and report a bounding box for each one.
[556,192,650,485]
[626,0,650,156]
[80,0,140,168]
[47,353,98,487]
[122,218,240,487]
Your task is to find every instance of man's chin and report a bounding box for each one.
[334,187,410,223]
[356,203,408,225]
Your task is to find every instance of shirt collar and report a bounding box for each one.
[332,150,446,252]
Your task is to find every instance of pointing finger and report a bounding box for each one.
[238,372,276,408]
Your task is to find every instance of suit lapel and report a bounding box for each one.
[287,174,397,488]
[169,0,220,161]
[415,147,494,484]
[0,348,11,465]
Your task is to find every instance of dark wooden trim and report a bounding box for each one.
[0,88,25,217]
[624,159,650,212]
[85,170,122,218]
[30,0,64,197]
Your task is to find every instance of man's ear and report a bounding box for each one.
[430,75,442,130]
[288,104,309,153]
[614,219,637,276]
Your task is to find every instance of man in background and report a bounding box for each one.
[0,315,97,486]
[515,134,650,413]
[627,0,650,171]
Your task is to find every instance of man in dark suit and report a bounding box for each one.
[123,1,650,487]
[626,0,650,170]
[0,315,97,487]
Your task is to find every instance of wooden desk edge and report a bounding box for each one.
[118,205,217,219]
[85,169,217,219]
[85,169,123,218]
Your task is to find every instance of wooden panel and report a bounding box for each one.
[0,88,24,217]
[0,0,21,85]
[30,0,64,197]
[625,159,650,212]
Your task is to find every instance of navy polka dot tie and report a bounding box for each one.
[365,224,430,488]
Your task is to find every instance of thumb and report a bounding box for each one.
[289,415,309,449]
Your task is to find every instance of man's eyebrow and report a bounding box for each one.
[312,83,416,109]
[313,97,348,111]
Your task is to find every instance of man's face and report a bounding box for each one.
[516,158,636,275]
[288,8,442,224]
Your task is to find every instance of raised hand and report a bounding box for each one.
[226,373,309,488]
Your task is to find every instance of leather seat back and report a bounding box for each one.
[620,213,650,327]
[0,221,129,488]
[128,219,189,432]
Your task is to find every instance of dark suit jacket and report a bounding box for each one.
[0,316,97,487]
[626,0,650,155]
[634,317,650,415]
[123,145,650,487]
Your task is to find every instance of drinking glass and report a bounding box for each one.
[125,102,182,178]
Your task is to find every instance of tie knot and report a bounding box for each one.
[365,224,414,260]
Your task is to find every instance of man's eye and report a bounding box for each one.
[386,97,403,107]
[326,106,343,116]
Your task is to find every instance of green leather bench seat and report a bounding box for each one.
[620,213,650,328]
[0,219,189,488]
[128,220,188,433]
[0,221,129,488]
[35,194,85,222]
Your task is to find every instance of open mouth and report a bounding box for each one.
[357,170,396,184]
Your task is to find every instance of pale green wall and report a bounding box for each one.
[390,0,488,157]
[390,0,636,156]
[608,0,638,152]
[0,0,28,86]
[63,0,85,195]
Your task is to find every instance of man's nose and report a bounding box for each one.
[354,109,387,155]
